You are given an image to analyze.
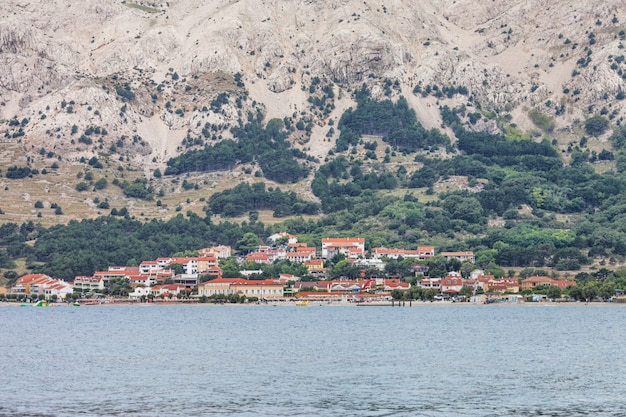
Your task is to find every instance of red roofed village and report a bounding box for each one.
[1,235,615,306]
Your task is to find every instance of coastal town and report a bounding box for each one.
[0,233,591,305]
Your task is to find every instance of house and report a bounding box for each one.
[485,279,521,293]
[288,242,311,251]
[139,260,161,275]
[10,274,74,300]
[172,274,199,287]
[43,281,73,300]
[304,259,324,273]
[268,232,298,245]
[521,276,576,291]
[383,279,411,291]
[151,256,215,275]
[126,272,157,287]
[266,248,287,263]
[151,284,189,298]
[231,279,284,299]
[198,245,232,259]
[441,272,464,294]
[128,286,152,300]
[198,278,245,297]
[151,269,176,283]
[346,247,365,260]
[278,273,300,283]
[240,270,264,277]
[73,276,105,292]
[197,278,284,299]
[330,280,363,292]
[321,237,365,259]
[201,266,223,279]
[292,281,333,293]
[196,256,219,273]
[419,277,441,290]
[555,279,576,289]
[412,264,429,276]
[93,271,130,284]
[168,257,200,275]
[353,258,385,271]
[463,278,477,290]
[417,246,436,259]
[245,252,271,264]
[371,246,435,260]
[521,275,554,290]
[286,251,314,263]
[440,251,475,263]
[10,274,53,296]
[474,274,493,290]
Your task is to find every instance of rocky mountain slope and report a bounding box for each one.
[1,0,626,224]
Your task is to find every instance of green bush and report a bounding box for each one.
[584,115,610,137]
[529,109,555,132]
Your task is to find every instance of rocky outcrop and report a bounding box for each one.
[1,0,625,162]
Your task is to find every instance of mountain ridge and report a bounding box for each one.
[1,0,626,225]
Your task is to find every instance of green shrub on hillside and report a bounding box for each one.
[585,115,610,137]
[529,108,555,132]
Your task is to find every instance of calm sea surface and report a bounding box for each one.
[1,304,625,417]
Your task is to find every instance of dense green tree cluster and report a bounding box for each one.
[468,225,585,269]
[164,139,240,173]
[113,178,154,200]
[0,222,38,260]
[208,182,319,218]
[115,83,135,101]
[5,166,34,179]
[24,214,269,280]
[455,127,560,169]
[409,156,489,188]
[164,118,310,183]
[336,86,449,152]
[311,156,399,212]
[584,115,610,137]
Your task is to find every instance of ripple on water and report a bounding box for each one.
[1,305,625,417]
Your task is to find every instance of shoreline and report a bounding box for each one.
[2,300,623,307]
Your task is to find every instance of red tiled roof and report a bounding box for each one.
[322,237,365,243]
[17,274,50,284]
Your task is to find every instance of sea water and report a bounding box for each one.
[1,304,625,417]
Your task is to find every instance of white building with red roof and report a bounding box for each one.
[73,276,105,292]
[268,232,298,245]
[419,277,441,290]
[139,260,161,274]
[440,251,475,263]
[372,246,435,260]
[198,245,232,259]
[43,281,73,300]
[322,237,365,259]
[11,274,73,300]
[151,284,189,297]
[197,278,284,299]
[441,272,465,294]
[286,251,314,263]
[383,279,411,291]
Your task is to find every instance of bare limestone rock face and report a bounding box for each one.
[1,0,626,163]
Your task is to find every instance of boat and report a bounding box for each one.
[295,300,308,306]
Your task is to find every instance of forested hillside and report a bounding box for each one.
[4,0,626,286]
[3,84,626,284]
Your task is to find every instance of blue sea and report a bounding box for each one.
[1,304,625,416]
